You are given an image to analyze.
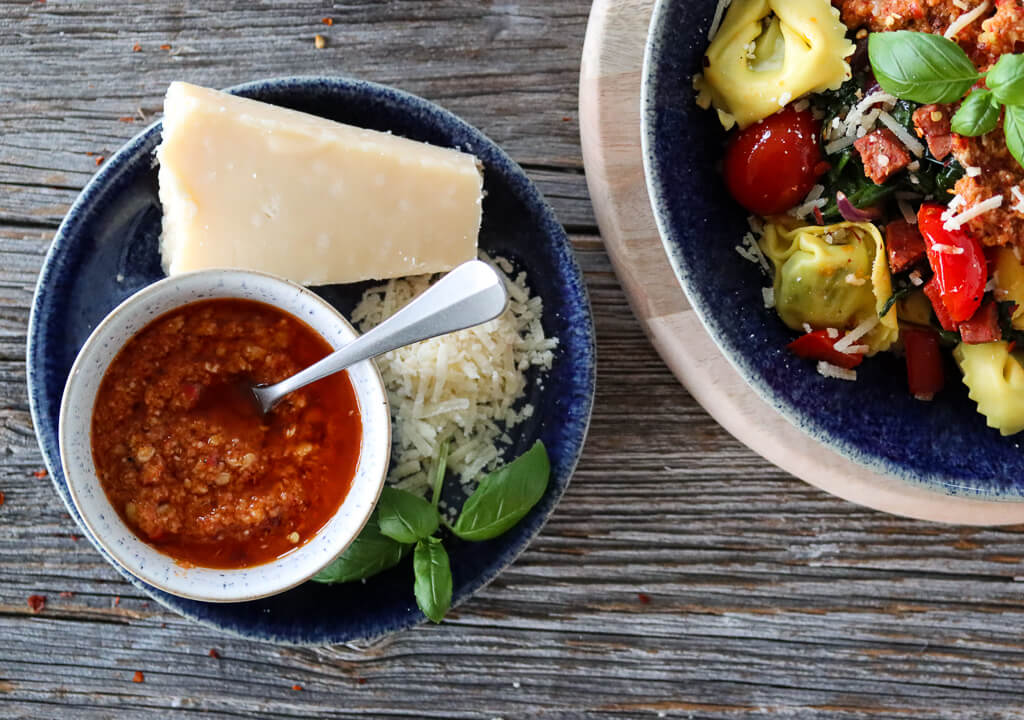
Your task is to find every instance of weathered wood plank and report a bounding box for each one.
[6,1,1024,718]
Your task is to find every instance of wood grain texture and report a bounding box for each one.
[4,1,1024,718]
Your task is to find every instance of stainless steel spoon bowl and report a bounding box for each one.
[251,259,509,415]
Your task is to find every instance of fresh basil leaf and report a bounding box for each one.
[988,54,1024,106]
[312,512,410,584]
[1006,106,1024,171]
[868,31,979,104]
[413,537,452,623]
[377,487,440,544]
[451,440,550,542]
[951,90,1001,136]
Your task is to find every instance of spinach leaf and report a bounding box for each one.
[413,537,452,623]
[879,286,913,319]
[312,511,410,584]
[952,90,1002,137]
[377,487,440,544]
[451,440,550,542]
[888,99,918,131]
[1006,106,1024,170]
[988,54,1024,106]
[868,31,980,104]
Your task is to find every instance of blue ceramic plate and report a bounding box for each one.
[643,1,1024,498]
[27,77,595,644]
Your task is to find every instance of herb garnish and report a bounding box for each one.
[868,31,1024,168]
[313,440,551,623]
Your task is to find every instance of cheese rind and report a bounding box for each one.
[156,82,483,285]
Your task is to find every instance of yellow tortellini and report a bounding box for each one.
[760,221,898,354]
[694,0,855,129]
[993,247,1024,331]
[954,342,1024,436]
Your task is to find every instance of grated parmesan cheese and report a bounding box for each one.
[833,316,878,353]
[945,1,991,39]
[877,111,926,158]
[1011,186,1024,213]
[708,0,733,41]
[817,361,857,381]
[351,254,557,496]
[944,194,1004,231]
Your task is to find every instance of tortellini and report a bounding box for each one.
[954,342,1024,436]
[694,0,855,129]
[760,221,898,354]
[993,246,1024,330]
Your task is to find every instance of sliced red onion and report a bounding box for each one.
[836,191,882,223]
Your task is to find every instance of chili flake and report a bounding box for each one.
[0,491,5,507]
[321,17,333,25]
[314,34,326,49]
[118,116,136,123]
[27,595,46,613]
[160,44,171,51]
[132,671,145,683]
[637,592,652,604]
[132,43,141,52]
[209,648,221,659]
[33,468,47,478]
[95,156,104,166]
[291,684,303,691]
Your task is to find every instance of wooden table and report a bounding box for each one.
[5,3,1024,717]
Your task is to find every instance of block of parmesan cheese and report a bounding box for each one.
[156,82,483,285]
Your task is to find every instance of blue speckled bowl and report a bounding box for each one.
[643,0,1024,499]
[27,76,596,643]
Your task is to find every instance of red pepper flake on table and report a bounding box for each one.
[160,44,172,51]
[132,671,144,683]
[321,17,333,25]
[0,491,5,507]
[33,468,47,478]
[27,595,46,613]
[95,156,104,166]
[131,43,141,52]
[291,684,303,692]
[208,648,221,659]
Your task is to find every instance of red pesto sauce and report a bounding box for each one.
[91,298,362,569]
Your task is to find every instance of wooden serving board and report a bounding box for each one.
[579,0,1024,524]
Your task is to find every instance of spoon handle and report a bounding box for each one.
[255,260,509,412]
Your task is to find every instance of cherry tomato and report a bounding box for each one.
[902,327,944,399]
[787,330,864,370]
[918,204,986,324]
[723,107,825,216]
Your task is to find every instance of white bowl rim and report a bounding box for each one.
[58,268,391,603]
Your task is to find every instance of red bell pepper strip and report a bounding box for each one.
[922,277,958,332]
[902,327,945,399]
[787,330,865,370]
[917,203,986,323]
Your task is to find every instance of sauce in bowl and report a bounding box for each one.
[91,298,361,569]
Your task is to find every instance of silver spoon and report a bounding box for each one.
[250,259,509,415]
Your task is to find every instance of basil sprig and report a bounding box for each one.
[951,89,1001,136]
[311,511,409,584]
[868,31,1024,168]
[377,486,440,544]
[413,537,452,623]
[313,439,551,624]
[452,441,550,541]
[868,31,979,104]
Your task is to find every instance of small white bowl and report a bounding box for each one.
[58,269,390,603]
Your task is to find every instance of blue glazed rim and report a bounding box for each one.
[26,76,596,644]
[641,0,1024,499]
